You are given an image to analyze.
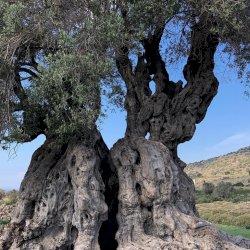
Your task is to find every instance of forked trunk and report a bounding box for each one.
[1,19,250,250]
[110,18,250,250]
[0,132,118,250]
[111,137,250,250]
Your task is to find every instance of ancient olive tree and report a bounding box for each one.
[0,0,250,249]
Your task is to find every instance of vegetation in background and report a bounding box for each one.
[0,189,5,200]
[217,225,250,239]
[197,201,250,227]
[202,182,215,194]
[196,184,250,204]
[0,189,18,205]
[213,182,234,198]
[186,146,250,189]
[187,147,250,239]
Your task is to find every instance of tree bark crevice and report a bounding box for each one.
[98,146,119,250]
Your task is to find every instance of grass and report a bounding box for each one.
[217,224,250,239]
[197,201,250,227]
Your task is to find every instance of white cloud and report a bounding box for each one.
[205,131,250,158]
[211,132,250,150]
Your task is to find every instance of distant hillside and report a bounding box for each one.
[185,146,250,189]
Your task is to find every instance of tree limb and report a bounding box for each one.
[142,25,177,96]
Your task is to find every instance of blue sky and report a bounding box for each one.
[0,51,250,190]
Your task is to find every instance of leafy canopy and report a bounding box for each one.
[0,0,249,147]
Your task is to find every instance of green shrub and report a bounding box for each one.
[213,182,234,198]
[195,190,221,204]
[202,182,215,194]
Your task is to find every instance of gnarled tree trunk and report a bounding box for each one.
[1,18,250,250]
[0,131,118,250]
[2,135,250,250]
[111,138,250,249]
[112,18,250,249]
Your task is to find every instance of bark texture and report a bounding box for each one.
[116,20,220,169]
[111,138,250,249]
[0,132,117,250]
[113,17,250,249]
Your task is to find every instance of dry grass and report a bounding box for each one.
[185,147,250,189]
[197,201,250,227]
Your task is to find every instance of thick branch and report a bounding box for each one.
[116,47,140,138]
[142,26,165,75]
[178,21,219,124]
[116,46,152,138]
[142,26,178,96]
[157,21,219,154]
[116,47,134,82]
[118,20,219,169]
[9,101,23,112]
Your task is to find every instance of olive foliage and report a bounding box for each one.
[0,0,249,147]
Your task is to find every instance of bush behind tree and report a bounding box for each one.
[213,181,234,198]
[202,182,215,194]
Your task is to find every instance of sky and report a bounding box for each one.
[0,52,250,190]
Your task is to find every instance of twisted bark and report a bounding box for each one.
[110,138,250,249]
[0,132,117,250]
[116,21,219,168]
[113,20,250,249]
